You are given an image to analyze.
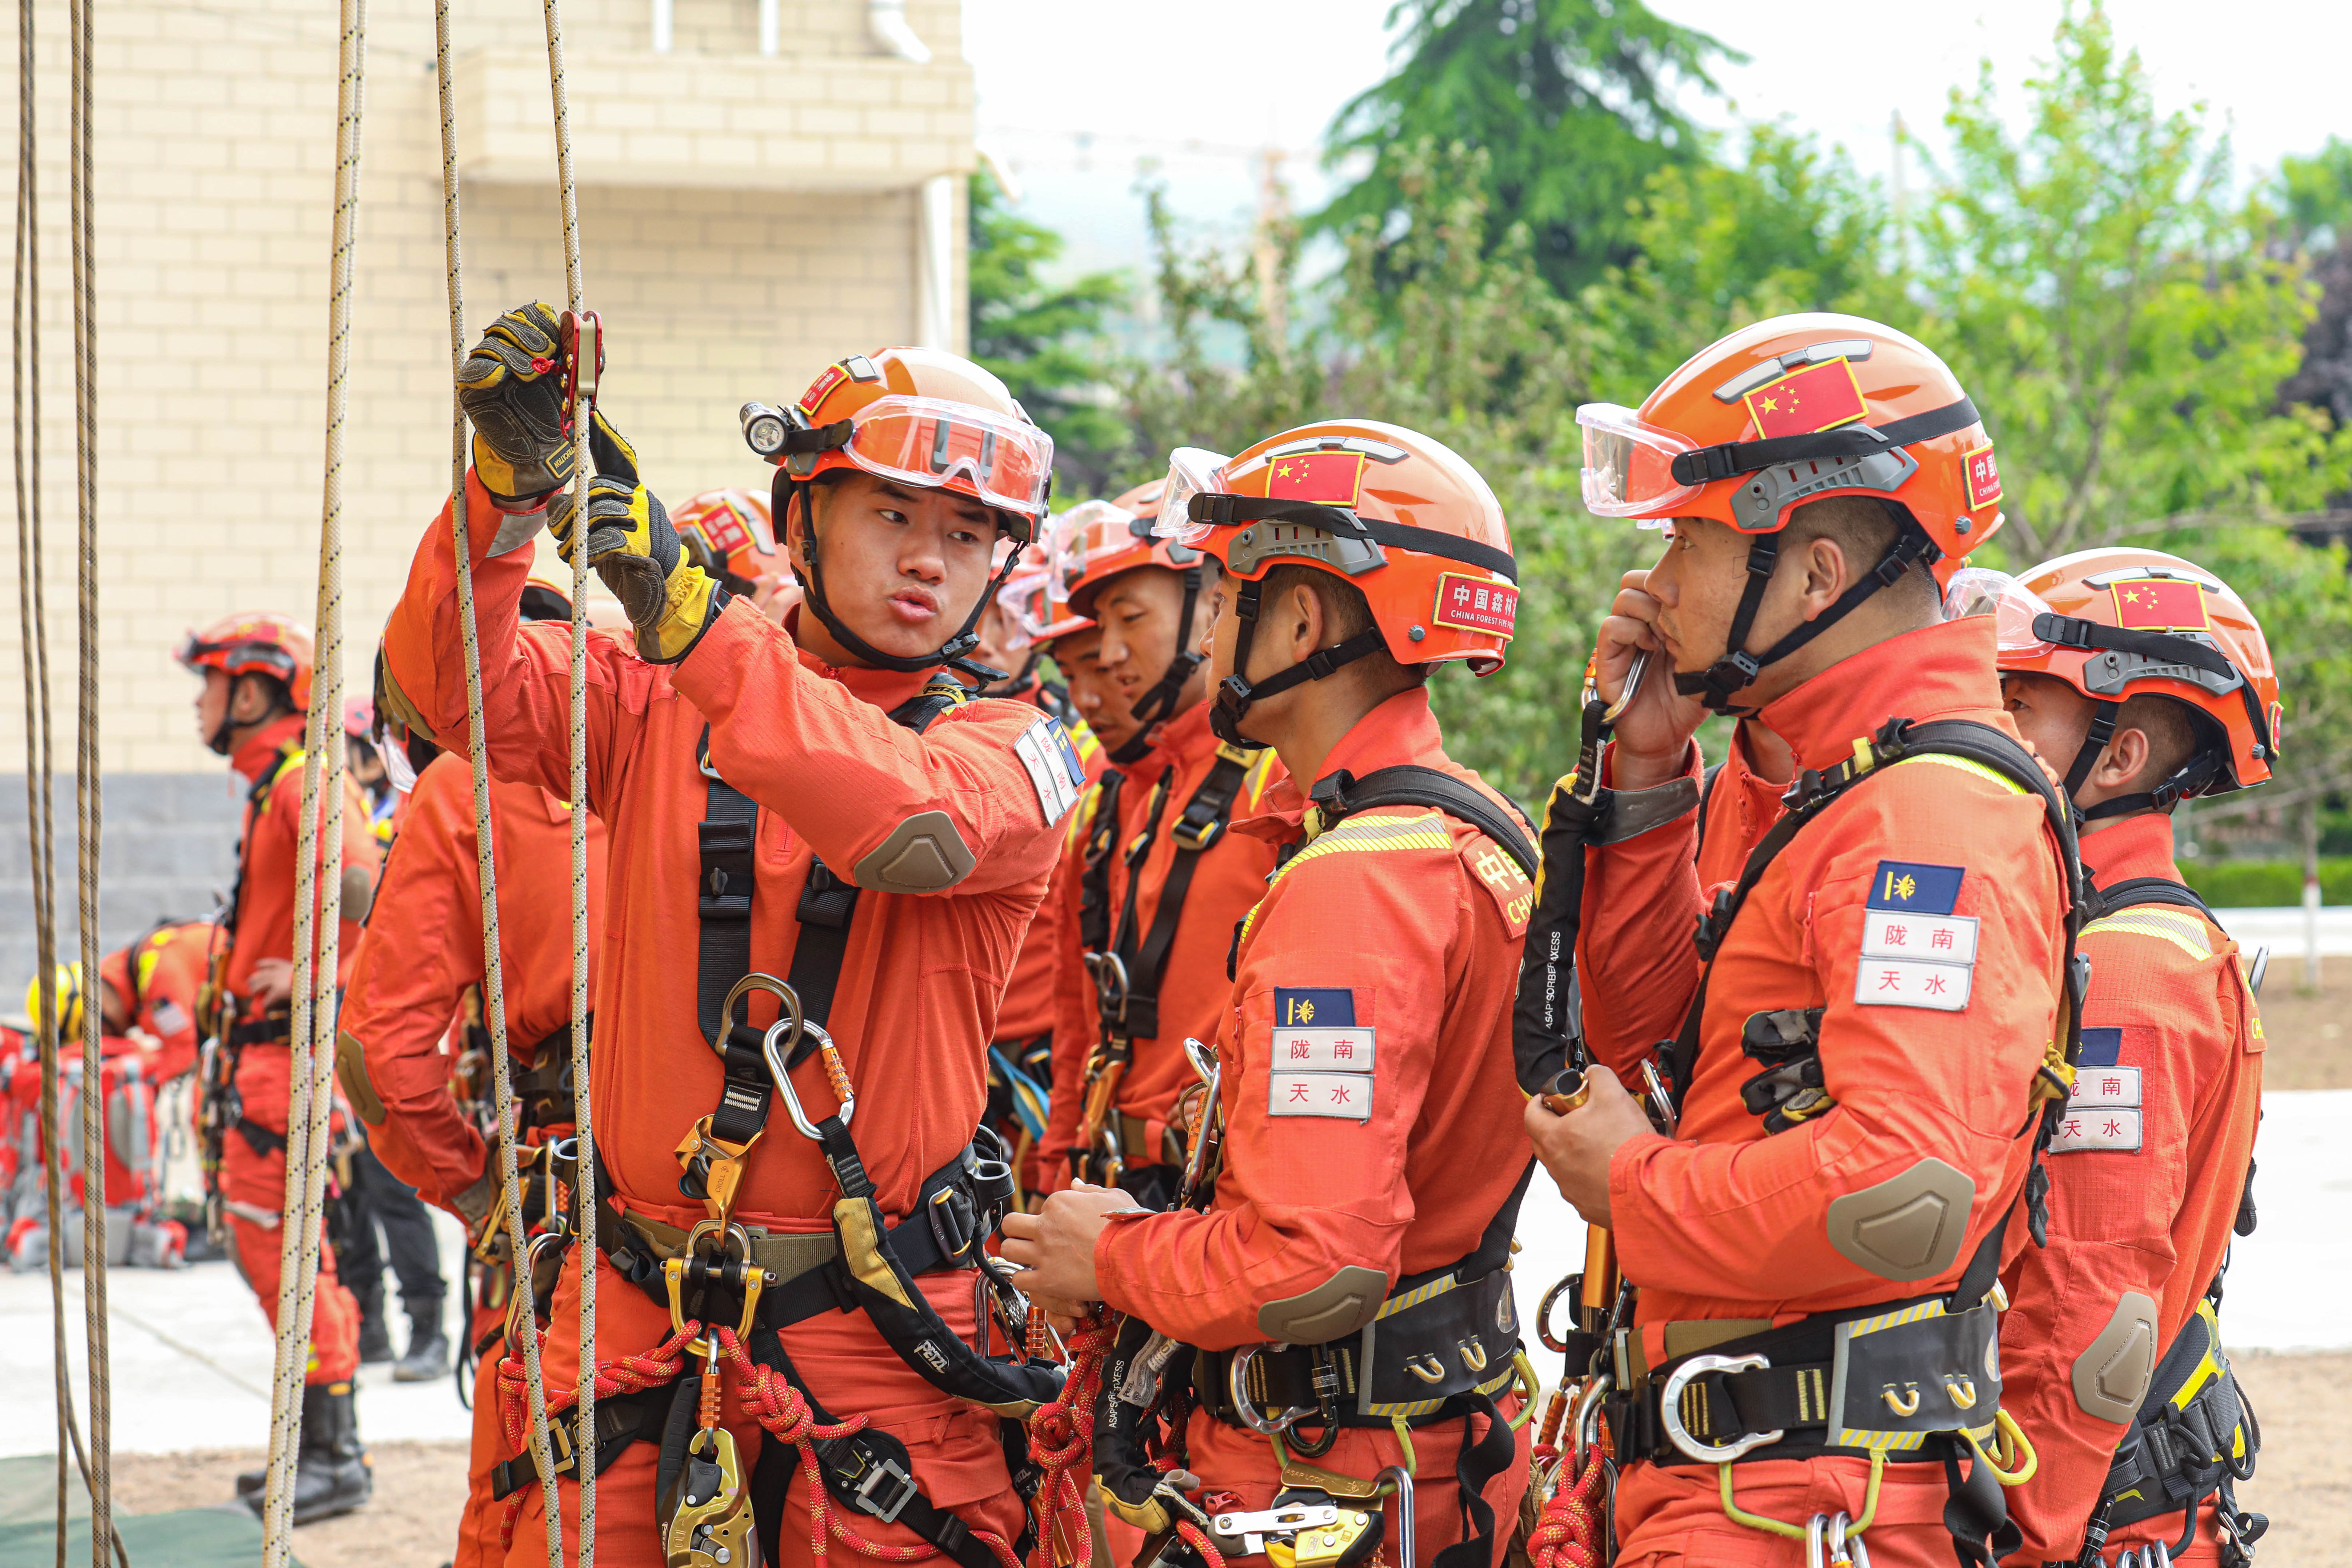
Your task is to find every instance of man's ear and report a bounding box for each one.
[782,484,815,575]
[2098,724,2154,793]
[1795,534,1853,621]
[1280,579,1324,660]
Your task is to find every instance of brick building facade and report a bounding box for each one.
[0,0,974,976]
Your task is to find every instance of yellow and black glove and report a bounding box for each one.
[457,301,640,507]
[548,476,724,664]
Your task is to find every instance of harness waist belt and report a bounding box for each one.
[1612,1297,2003,1466]
[1202,1264,1521,1427]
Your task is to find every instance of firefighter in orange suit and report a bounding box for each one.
[96,920,216,1088]
[177,611,379,1523]
[1005,422,1540,1568]
[338,589,611,1568]
[964,547,1104,1200]
[1987,550,2272,1567]
[1522,315,2074,1568]
[1031,483,1281,1210]
[385,304,1075,1566]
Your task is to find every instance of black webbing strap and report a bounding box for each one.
[1668,397,1985,488]
[1105,752,1251,1045]
[1304,764,1537,881]
[2034,611,2274,765]
[2088,875,2215,922]
[1075,769,1127,955]
[489,1383,676,1500]
[1187,492,1518,582]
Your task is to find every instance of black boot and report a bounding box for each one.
[357,1309,395,1366]
[393,1300,449,1383]
[240,1381,372,1524]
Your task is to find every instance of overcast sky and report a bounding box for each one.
[964,0,2352,279]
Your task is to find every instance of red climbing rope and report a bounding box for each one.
[1024,1309,1115,1568]
[1525,1403,1611,1568]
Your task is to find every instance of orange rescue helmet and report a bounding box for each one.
[1985,547,2279,815]
[673,488,777,596]
[1156,420,1517,748]
[1580,312,2000,711]
[1044,479,1212,760]
[176,612,315,709]
[742,346,1054,674]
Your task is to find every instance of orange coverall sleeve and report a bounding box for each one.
[1091,827,1461,1349]
[1997,938,2259,1560]
[340,763,491,1211]
[1042,827,1095,1193]
[671,603,1069,896]
[382,472,654,818]
[1605,765,2060,1304]
[1576,739,1707,1078]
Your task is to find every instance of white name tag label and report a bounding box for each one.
[2069,1065,2142,1110]
[2051,1108,2143,1154]
[1854,957,1973,1011]
[1268,1071,1373,1121]
[1013,717,1084,827]
[1859,911,1979,964]
[1269,1027,1376,1072]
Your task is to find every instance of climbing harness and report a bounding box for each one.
[1088,772,1539,1568]
[1074,742,1255,1199]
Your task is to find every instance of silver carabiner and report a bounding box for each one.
[1805,1513,1829,1568]
[1659,1353,1782,1463]
[763,1014,852,1139]
[1601,647,1651,724]
[1536,1275,1580,1354]
[1569,1372,1612,1472]
[1373,1465,1416,1568]
[1826,1511,1869,1568]
[1226,1344,1313,1436]
[1083,950,1130,1019]
[713,972,800,1059]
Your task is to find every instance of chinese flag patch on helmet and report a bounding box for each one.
[1267,451,1365,506]
[2111,578,2207,630]
[1742,358,1870,438]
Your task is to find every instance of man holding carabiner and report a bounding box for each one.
[1006,421,1540,1568]
[383,305,1079,1567]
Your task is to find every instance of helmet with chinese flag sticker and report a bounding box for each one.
[748,347,1054,675]
[1988,548,2278,818]
[1045,479,1208,761]
[672,488,776,597]
[1156,420,1516,748]
[176,611,314,753]
[1580,312,1999,713]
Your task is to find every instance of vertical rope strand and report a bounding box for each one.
[259,1,363,1559]
[435,5,564,1565]
[541,3,597,1556]
[65,0,111,1551]
[14,1,69,1556]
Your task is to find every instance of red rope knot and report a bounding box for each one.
[1527,1410,1610,1568]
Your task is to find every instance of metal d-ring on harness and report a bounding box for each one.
[1583,714,2092,1568]
[1074,744,1255,1197]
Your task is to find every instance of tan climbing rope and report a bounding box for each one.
[67,0,113,1556]
[256,0,365,1560]
[541,0,601,1553]
[432,0,565,1562]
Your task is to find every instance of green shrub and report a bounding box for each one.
[2179,857,2352,906]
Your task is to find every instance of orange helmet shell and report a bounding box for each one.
[672,488,777,589]
[2003,547,2279,794]
[782,347,1051,538]
[1190,420,1516,673]
[1592,313,2000,562]
[177,612,315,709]
[1052,480,1201,621]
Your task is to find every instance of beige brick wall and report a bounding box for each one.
[0,0,971,776]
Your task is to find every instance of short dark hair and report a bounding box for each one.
[1257,564,1426,687]
[2117,692,2207,795]
[1785,496,1939,609]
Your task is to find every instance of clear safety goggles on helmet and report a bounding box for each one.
[1942,568,2058,658]
[1148,447,1235,547]
[825,395,1055,522]
[1044,498,1147,610]
[1576,403,1703,522]
[174,629,299,683]
[993,567,1055,645]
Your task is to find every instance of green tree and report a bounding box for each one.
[967,170,1129,492]
[1912,5,2348,563]
[2279,136,2352,253]
[1320,0,1735,298]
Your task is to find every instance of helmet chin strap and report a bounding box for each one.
[1673,507,1941,716]
[207,680,292,757]
[2065,701,2223,823]
[1208,575,1387,750]
[777,469,1027,677]
[1107,564,1206,766]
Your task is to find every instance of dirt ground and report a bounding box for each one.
[2249,954,2352,1089]
[101,1357,2352,1565]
